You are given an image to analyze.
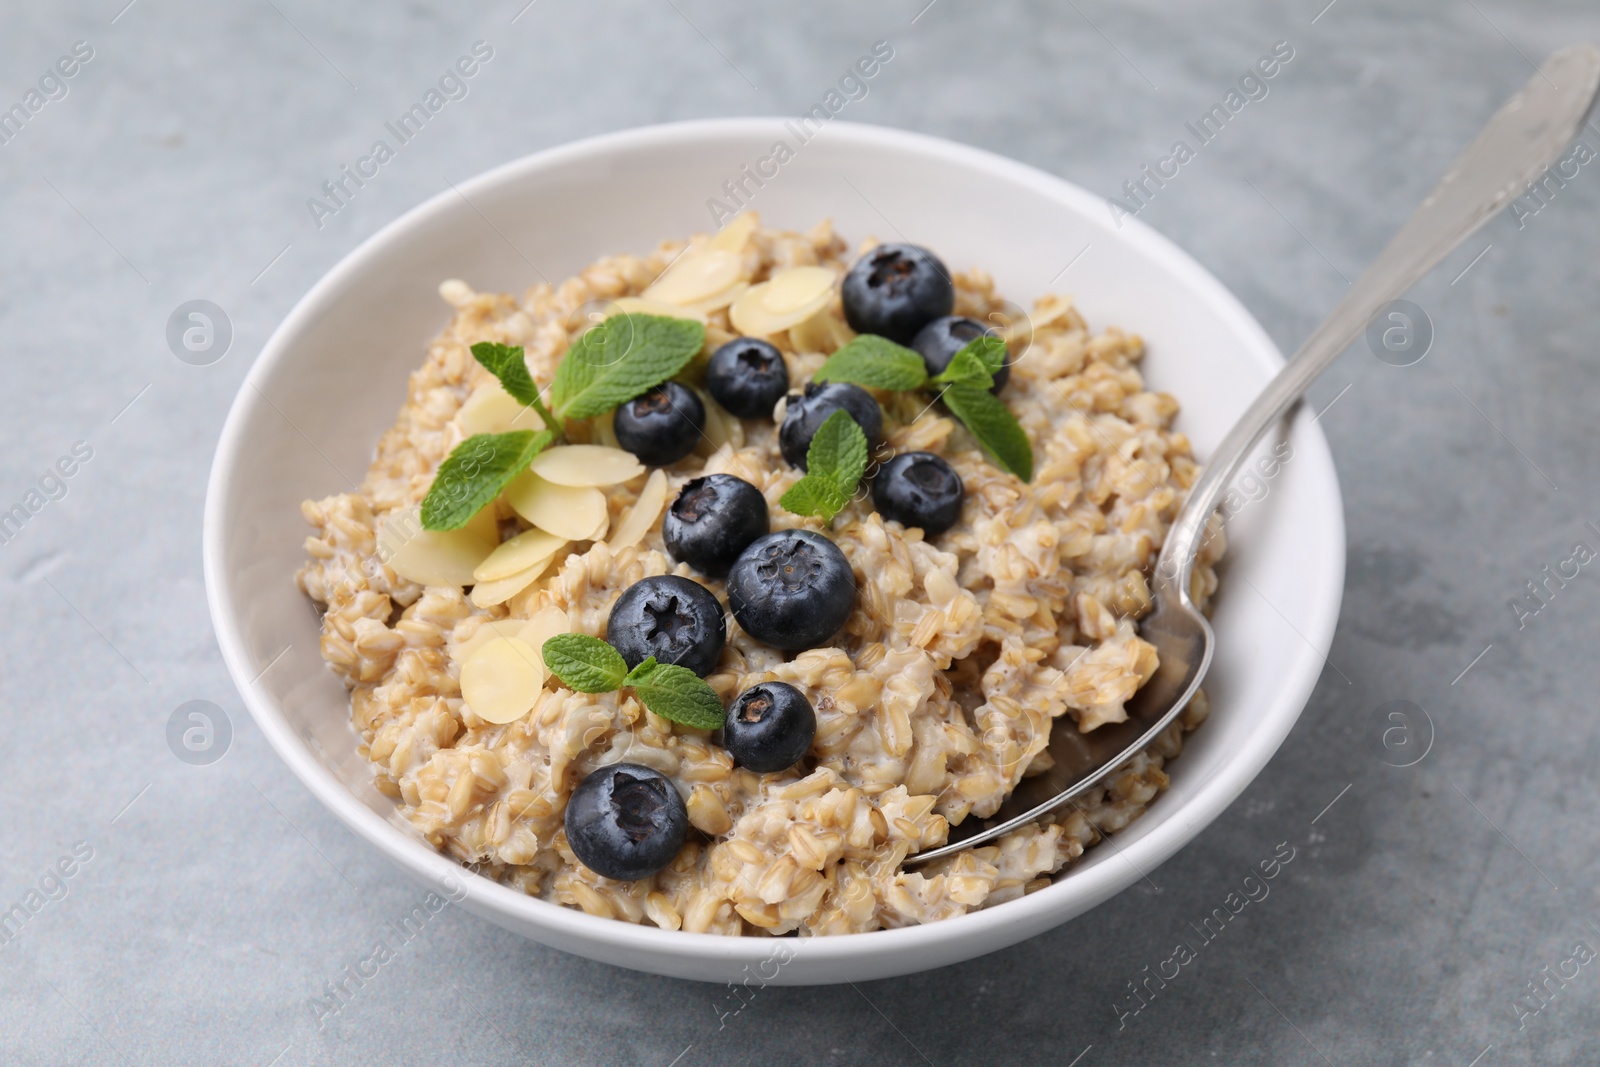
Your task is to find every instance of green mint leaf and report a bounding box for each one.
[472,342,563,435]
[932,337,1005,389]
[623,657,725,730]
[550,314,705,420]
[941,383,1033,482]
[812,335,928,391]
[541,633,628,693]
[807,410,869,494]
[778,410,868,523]
[968,335,1009,378]
[421,430,554,530]
[471,342,540,407]
[778,474,849,522]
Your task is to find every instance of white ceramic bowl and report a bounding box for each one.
[204,118,1344,985]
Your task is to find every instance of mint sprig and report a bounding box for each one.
[779,410,868,524]
[541,633,628,692]
[541,635,725,730]
[931,335,1006,388]
[941,383,1033,481]
[421,429,554,530]
[951,336,1009,382]
[623,657,725,730]
[550,314,705,420]
[806,333,1031,484]
[778,476,848,519]
[471,342,562,436]
[813,335,929,391]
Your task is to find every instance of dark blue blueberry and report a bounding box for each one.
[778,382,882,470]
[613,382,704,467]
[564,763,687,881]
[726,530,856,652]
[840,243,954,345]
[872,452,964,536]
[707,337,789,419]
[607,574,726,677]
[663,474,770,579]
[911,315,1009,392]
[723,682,816,773]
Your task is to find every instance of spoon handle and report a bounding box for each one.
[1156,44,1600,596]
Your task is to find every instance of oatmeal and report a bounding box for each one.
[296,216,1224,936]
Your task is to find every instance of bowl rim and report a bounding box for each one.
[204,116,1344,976]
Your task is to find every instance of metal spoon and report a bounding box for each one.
[908,43,1600,867]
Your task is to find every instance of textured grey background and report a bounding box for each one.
[1,0,1597,1064]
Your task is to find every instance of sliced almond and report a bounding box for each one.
[683,281,749,315]
[594,411,622,451]
[729,279,835,337]
[729,283,779,337]
[788,307,855,355]
[473,527,566,582]
[504,471,610,540]
[693,389,732,458]
[609,469,668,551]
[762,266,837,314]
[642,248,743,306]
[708,211,759,252]
[530,445,645,488]
[606,296,707,324]
[470,555,557,608]
[460,636,545,724]
[455,619,530,666]
[378,505,497,588]
[1031,293,1077,330]
[518,606,570,669]
[585,504,611,542]
[456,382,544,437]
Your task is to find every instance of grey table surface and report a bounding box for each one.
[3,0,1598,1064]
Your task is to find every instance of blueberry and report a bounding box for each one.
[707,337,789,419]
[607,575,726,677]
[723,682,817,773]
[778,382,882,470]
[663,474,770,579]
[613,382,704,467]
[911,315,1009,392]
[873,452,964,536]
[564,763,688,881]
[840,243,955,345]
[726,530,856,652]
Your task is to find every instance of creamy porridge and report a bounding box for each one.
[296,215,1223,935]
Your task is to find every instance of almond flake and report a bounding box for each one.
[694,390,732,457]
[530,445,645,487]
[729,279,834,337]
[460,635,545,724]
[708,212,759,252]
[518,606,570,669]
[642,248,743,306]
[473,527,566,582]
[377,505,497,588]
[605,296,707,324]
[455,382,544,437]
[470,556,556,608]
[1031,293,1077,329]
[455,619,530,666]
[504,471,610,540]
[585,504,611,542]
[762,267,836,313]
[787,308,854,355]
[683,281,749,315]
[609,469,667,551]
